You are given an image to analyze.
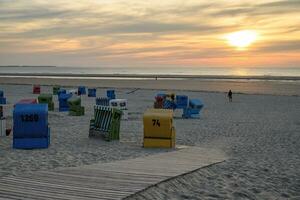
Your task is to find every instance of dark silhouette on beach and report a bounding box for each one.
[228,90,232,102]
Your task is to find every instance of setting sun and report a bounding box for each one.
[226,30,258,49]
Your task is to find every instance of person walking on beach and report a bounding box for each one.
[228,90,233,102]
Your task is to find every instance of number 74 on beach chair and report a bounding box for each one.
[89,106,122,141]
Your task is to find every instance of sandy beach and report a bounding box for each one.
[0,78,299,199]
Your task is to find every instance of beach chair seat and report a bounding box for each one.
[89,106,122,141]
[106,90,116,100]
[33,85,41,94]
[88,88,96,97]
[143,109,175,148]
[67,96,84,116]
[109,99,128,120]
[13,104,50,149]
[78,86,86,95]
[38,94,54,111]
[58,93,72,112]
[53,86,60,95]
[96,97,110,106]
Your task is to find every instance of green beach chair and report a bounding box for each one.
[38,94,54,111]
[53,86,60,95]
[67,96,84,116]
[89,106,122,141]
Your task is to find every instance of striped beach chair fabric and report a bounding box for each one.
[89,106,122,141]
[95,97,110,106]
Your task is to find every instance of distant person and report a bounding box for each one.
[228,90,233,102]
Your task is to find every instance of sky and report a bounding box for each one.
[0,0,299,68]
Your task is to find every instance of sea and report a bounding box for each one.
[0,66,299,81]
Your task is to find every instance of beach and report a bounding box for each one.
[0,78,299,199]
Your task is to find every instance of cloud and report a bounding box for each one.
[0,0,299,67]
[212,0,300,16]
[255,40,300,53]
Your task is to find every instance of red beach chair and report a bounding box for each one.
[33,85,41,94]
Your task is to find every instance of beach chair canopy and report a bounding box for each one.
[143,109,175,148]
[13,104,48,138]
[13,104,50,149]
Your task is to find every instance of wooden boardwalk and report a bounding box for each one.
[0,147,226,200]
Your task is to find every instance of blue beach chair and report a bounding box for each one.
[88,88,96,97]
[0,90,6,105]
[106,90,116,100]
[182,99,204,119]
[13,104,50,149]
[59,93,72,111]
[78,86,86,95]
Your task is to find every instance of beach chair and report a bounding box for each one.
[163,99,176,110]
[33,85,41,94]
[38,94,54,111]
[89,106,122,141]
[143,109,175,148]
[58,93,72,112]
[78,86,86,95]
[67,89,78,95]
[53,86,60,95]
[13,104,50,149]
[57,89,66,96]
[154,96,164,109]
[106,90,116,100]
[109,99,128,120]
[182,99,204,119]
[96,97,110,106]
[0,90,6,105]
[67,96,84,116]
[175,95,189,109]
[88,88,96,97]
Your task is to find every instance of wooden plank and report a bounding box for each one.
[0,147,226,200]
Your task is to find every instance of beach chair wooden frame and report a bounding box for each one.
[89,106,122,141]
